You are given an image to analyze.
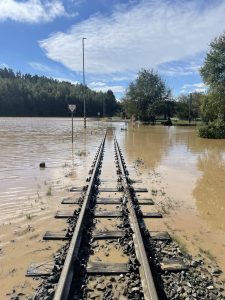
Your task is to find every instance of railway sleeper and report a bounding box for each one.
[61,197,123,205]
[55,210,161,219]
[43,230,171,243]
[43,230,124,241]
[87,262,128,274]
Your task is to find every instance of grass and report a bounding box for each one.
[160,204,169,214]
[171,234,188,254]
[76,150,86,156]
[171,119,204,126]
[26,214,33,220]
[199,247,216,261]
[151,189,158,196]
[46,186,52,196]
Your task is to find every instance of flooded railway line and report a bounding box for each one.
[26,131,225,300]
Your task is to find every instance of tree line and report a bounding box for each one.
[0,68,119,117]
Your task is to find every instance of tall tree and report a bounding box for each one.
[122,69,171,122]
[200,32,225,121]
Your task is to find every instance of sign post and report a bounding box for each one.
[97,112,100,127]
[68,104,76,143]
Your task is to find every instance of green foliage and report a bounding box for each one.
[176,92,202,120]
[200,32,225,123]
[176,95,189,120]
[200,92,219,122]
[149,100,175,118]
[200,33,225,88]
[198,119,225,139]
[122,69,171,121]
[0,68,119,117]
[171,234,188,254]
[199,247,216,261]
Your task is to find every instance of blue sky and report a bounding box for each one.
[1,0,225,99]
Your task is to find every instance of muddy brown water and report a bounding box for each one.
[0,118,225,299]
[119,124,225,279]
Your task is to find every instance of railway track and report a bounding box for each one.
[27,130,188,300]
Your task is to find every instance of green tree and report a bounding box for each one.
[200,32,225,121]
[149,100,175,119]
[199,32,225,138]
[122,69,171,122]
[200,34,225,88]
[176,92,202,121]
[200,93,218,122]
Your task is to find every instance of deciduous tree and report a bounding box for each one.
[122,69,171,122]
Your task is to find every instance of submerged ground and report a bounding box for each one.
[0,118,224,299]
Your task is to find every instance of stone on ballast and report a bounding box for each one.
[96,283,106,291]
[207,285,214,290]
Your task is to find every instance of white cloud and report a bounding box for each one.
[29,62,56,73]
[180,82,207,94]
[158,61,202,77]
[0,0,67,23]
[39,0,225,75]
[89,81,125,93]
[182,83,206,89]
[89,81,106,87]
[53,77,79,85]
[111,75,134,81]
[93,86,125,93]
[0,62,9,68]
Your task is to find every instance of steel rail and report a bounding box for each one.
[114,138,159,300]
[53,133,106,300]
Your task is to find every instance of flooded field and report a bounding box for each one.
[120,125,225,281]
[0,117,115,299]
[0,118,225,298]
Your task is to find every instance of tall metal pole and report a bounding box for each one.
[82,38,87,128]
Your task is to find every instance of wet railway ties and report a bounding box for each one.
[27,132,225,300]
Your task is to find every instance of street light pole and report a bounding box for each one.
[82,37,87,128]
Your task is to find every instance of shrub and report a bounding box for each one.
[198,119,225,139]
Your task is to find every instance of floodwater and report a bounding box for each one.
[0,118,108,223]
[0,117,116,299]
[0,118,225,298]
[119,125,225,279]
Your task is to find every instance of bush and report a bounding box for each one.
[198,120,225,139]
